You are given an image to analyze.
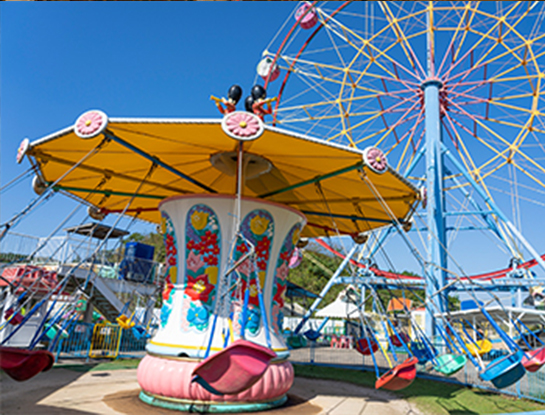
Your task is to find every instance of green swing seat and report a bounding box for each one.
[433,354,467,376]
[287,334,307,349]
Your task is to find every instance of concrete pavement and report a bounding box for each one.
[0,367,422,415]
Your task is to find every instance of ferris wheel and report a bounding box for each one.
[257,1,545,279]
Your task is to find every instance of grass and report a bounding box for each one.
[293,364,545,415]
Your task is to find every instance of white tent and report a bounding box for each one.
[316,285,361,319]
[315,298,359,318]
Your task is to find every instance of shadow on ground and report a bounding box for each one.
[104,390,322,415]
[0,364,99,415]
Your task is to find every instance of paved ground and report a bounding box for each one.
[0,368,422,415]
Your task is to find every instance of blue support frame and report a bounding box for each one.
[422,79,448,338]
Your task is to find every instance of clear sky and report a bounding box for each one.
[1,1,544,287]
[1,1,296,236]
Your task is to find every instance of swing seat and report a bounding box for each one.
[433,354,467,376]
[0,347,54,381]
[191,339,277,395]
[410,341,436,364]
[522,346,545,373]
[465,339,492,356]
[4,308,24,325]
[355,338,379,355]
[304,329,321,341]
[116,315,135,330]
[287,335,307,349]
[390,332,410,348]
[375,357,418,391]
[131,325,150,340]
[479,350,525,389]
[45,324,69,340]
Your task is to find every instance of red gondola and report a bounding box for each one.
[390,332,410,348]
[375,357,418,391]
[522,346,545,373]
[0,347,54,381]
[355,337,379,355]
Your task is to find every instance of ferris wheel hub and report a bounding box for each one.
[420,79,444,90]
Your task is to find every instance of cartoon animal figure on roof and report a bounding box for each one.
[212,85,243,115]
[246,85,276,121]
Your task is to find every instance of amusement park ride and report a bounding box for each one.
[2,1,545,412]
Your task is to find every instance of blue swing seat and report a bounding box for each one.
[304,329,321,341]
[132,325,150,340]
[479,350,526,389]
[410,341,436,364]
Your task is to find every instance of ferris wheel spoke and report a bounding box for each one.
[339,92,422,146]
[372,99,422,150]
[445,111,512,184]
[447,90,538,123]
[435,4,475,76]
[390,109,426,171]
[442,112,484,183]
[277,55,421,105]
[448,95,529,150]
[450,107,545,136]
[448,102,545,192]
[437,3,470,74]
[377,1,427,79]
[442,2,522,83]
[448,2,481,67]
[446,40,530,87]
[318,5,424,85]
[315,11,397,81]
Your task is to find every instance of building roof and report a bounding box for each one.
[64,222,129,240]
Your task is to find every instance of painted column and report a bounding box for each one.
[422,79,448,339]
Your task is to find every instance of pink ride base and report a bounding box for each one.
[192,339,278,395]
[137,354,294,404]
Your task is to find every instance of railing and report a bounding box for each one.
[54,321,95,360]
[53,321,151,361]
[118,325,156,358]
[0,231,164,286]
[0,232,41,263]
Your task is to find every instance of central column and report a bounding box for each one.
[422,79,448,339]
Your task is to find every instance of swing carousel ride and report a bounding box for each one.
[2,0,545,412]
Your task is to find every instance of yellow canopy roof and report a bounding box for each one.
[26,116,419,238]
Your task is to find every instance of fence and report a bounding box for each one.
[288,341,545,404]
[54,321,149,361]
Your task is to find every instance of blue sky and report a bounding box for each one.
[2,2,544,286]
[1,2,295,235]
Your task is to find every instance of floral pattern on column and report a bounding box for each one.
[182,204,221,332]
[160,212,178,328]
[272,224,302,335]
[232,210,274,337]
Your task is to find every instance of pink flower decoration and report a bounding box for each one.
[364,147,388,173]
[187,251,205,274]
[75,110,107,138]
[276,262,289,282]
[16,138,29,164]
[237,258,254,277]
[224,112,261,138]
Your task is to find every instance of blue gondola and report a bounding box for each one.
[479,350,525,389]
